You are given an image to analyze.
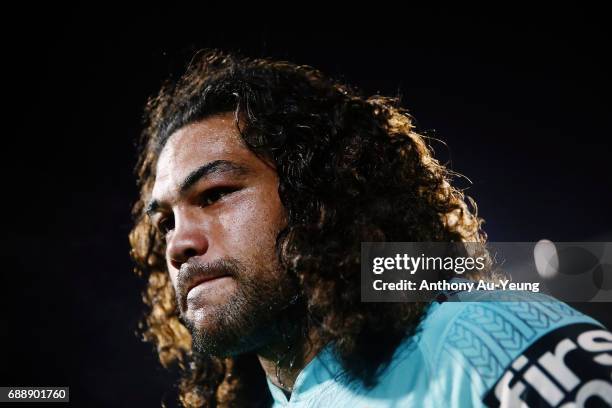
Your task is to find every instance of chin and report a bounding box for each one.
[185,308,280,357]
[189,323,274,357]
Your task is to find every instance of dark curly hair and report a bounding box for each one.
[129,49,488,407]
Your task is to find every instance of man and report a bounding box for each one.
[129,50,612,407]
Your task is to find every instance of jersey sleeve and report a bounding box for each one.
[420,292,612,407]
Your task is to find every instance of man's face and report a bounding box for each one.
[149,112,297,356]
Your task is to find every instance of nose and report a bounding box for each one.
[166,214,209,270]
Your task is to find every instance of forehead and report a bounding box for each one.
[153,113,249,196]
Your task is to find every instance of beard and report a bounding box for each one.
[176,257,304,357]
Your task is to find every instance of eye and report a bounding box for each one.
[157,216,175,235]
[199,186,238,207]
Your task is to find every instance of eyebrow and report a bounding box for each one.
[145,160,250,216]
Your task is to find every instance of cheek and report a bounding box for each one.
[217,191,285,258]
[166,259,179,288]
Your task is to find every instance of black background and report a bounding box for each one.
[1,5,610,407]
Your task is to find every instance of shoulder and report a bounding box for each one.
[415,290,611,407]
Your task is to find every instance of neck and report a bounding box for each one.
[256,327,324,393]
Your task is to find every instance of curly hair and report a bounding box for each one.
[129,50,488,407]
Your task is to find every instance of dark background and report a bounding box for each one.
[1,5,610,407]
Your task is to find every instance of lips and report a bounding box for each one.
[186,274,229,296]
[176,259,238,312]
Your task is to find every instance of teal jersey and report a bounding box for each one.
[266,291,612,407]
